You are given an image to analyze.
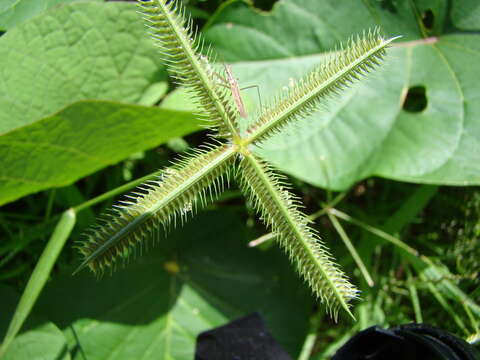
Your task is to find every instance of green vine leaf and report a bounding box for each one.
[0,0,98,31]
[451,0,480,30]
[203,0,480,189]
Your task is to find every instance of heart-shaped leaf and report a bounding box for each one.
[203,0,480,189]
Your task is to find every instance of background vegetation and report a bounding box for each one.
[0,0,479,359]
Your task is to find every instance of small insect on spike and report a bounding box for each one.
[224,64,248,119]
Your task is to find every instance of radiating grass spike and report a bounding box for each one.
[236,151,359,318]
[138,0,239,138]
[245,29,398,144]
[75,143,236,274]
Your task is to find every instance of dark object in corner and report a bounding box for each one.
[333,323,479,360]
[195,312,292,360]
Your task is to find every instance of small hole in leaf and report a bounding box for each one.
[254,0,278,11]
[403,86,427,113]
[422,9,434,30]
[379,0,398,13]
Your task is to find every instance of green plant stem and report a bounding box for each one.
[311,192,347,220]
[419,272,469,335]
[318,323,360,360]
[329,208,419,257]
[0,209,76,356]
[328,212,374,287]
[297,311,323,360]
[248,232,276,247]
[74,171,160,213]
[462,300,479,335]
[44,189,56,221]
[405,265,423,323]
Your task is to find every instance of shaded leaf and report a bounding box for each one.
[36,210,312,359]
[0,285,70,360]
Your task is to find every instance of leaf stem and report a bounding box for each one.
[329,208,419,257]
[74,172,160,213]
[328,212,374,287]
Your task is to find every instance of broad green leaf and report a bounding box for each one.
[36,211,312,359]
[0,285,70,360]
[0,1,165,133]
[0,101,201,206]
[138,82,168,106]
[0,0,101,31]
[204,0,422,61]
[203,0,480,189]
[451,0,480,30]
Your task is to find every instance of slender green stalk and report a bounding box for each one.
[74,171,160,213]
[405,265,423,323]
[297,311,323,360]
[329,208,419,257]
[420,272,469,335]
[328,212,374,287]
[462,298,479,335]
[0,209,76,356]
[311,192,347,220]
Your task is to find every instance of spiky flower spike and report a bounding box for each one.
[75,144,236,274]
[236,151,358,318]
[139,0,239,138]
[75,0,398,319]
[244,29,398,145]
